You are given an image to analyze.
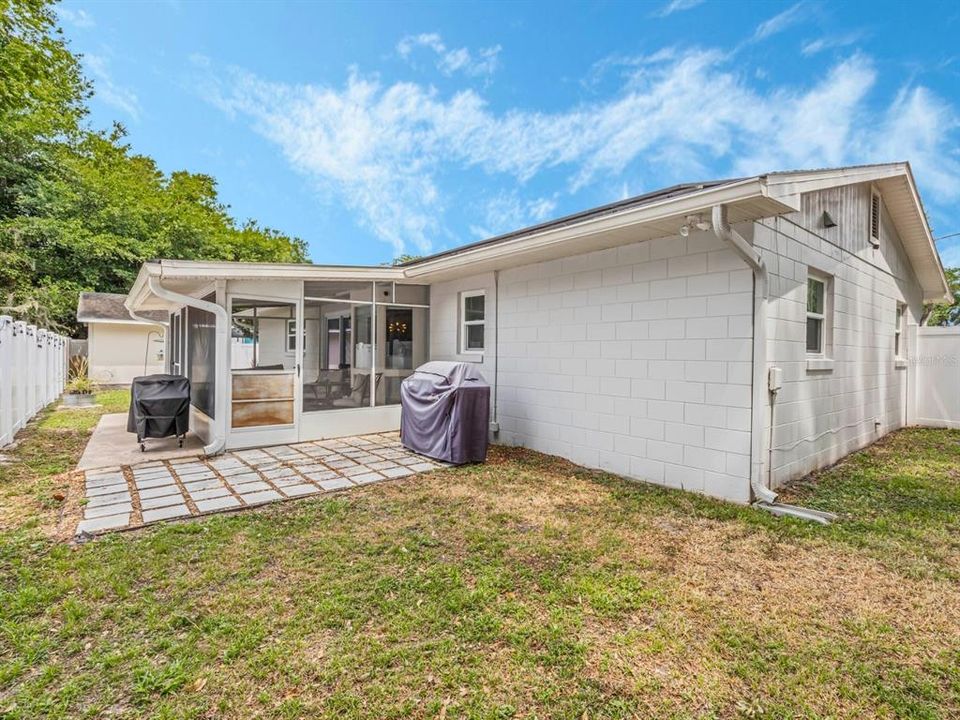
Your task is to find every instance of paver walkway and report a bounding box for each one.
[76,432,440,538]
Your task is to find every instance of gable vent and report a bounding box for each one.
[869,190,881,247]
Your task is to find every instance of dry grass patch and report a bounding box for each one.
[1,422,959,718]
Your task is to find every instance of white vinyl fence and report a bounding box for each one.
[0,316,69,448]
[914,327,960,429]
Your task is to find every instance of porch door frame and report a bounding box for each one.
[226,290,303,449]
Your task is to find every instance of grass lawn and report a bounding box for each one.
[1,395,958,719]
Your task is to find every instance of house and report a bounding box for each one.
[76,292,167,385]
[122,162,950,509]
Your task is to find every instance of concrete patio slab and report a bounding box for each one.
[78,413,206,471]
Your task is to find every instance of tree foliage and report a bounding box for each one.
[0,0,307,334]
[923,267,960,326]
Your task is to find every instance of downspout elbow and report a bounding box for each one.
[145,275,229,457]
[712,205,778,506]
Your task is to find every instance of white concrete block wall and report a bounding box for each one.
[756,183,923,487]
[429,271,498,385]
[429,232,756,502]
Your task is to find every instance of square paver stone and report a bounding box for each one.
[138,484,182,500]
[305,471,338,482]
[382,466,415,479]
[216,465,252,477]
[142,505,191,523]
[318,477,354,491]
[195,496,242,513]
[86,481,129,497]
[187,487,232,501]
[134,475,176,489]
[326,459,357,469]
[350,472,384,485]
[230,480,272,494]
[85,501,133,519]
[224,472,262,484]
[182,478,225,491]
[87,491,131,507]
[263,467,299,480]
[175,470,217,482]
[140,493,187,510]
[77,514,130,534]
[281,484,321,497]
[340,465,371,477]
[239,489,283,504]
[86,472,125,485]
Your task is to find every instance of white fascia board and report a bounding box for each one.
[79,318,159,326]
[900,164,951,303]
[762,163,907,198]
[403,178,787,279]
[156,259,405,282]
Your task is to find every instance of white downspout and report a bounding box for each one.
[712,205,837,524]
[145,275,229,456]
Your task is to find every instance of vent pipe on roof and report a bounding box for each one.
[711,205,837,524]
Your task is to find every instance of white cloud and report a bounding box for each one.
[57,5,95,29]
[470,192,558,238]
[655,0,705,17]
[84,54,141,121]
[753,2,808,41]
[203,48,960,255]
[801,32,863,56]
[397,33,501,77]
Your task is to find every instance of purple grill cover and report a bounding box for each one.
[400,361,490,464]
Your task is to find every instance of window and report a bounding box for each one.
[286,319,297,352]
[895,303,905,358]
[869,189,881,247]
[806,273,830,355]
[460,290,486,353]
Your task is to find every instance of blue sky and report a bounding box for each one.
[56,0,960,267]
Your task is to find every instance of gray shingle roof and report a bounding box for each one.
[76,292,168,324]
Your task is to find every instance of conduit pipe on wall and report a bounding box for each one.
[711,205,837,524]
[144,275,229,456]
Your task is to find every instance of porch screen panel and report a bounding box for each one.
[187,305,216,418]
[375,303,429,405]
[302,281,373,412]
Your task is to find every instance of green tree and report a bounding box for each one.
[923,267,960,326]
[0,0,308,334]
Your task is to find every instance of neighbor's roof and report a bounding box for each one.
[124,162,951,309]
[77,292,168,324]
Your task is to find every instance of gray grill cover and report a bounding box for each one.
[400,361,490,464]
[127,374,191,441]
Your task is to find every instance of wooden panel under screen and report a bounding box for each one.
[231,400,294,428]
[232,372,294,401]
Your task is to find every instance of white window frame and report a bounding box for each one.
[895,302,906,360]
[286,318,297,353]
[460,290,486,355]
[806,270,833,360]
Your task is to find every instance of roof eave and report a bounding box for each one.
[403,177,794,280]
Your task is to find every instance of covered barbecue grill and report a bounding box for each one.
[400,361,490,464]
[127,374,191,452]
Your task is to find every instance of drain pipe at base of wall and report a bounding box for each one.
[144,275,229,457]
[711,205,837,525]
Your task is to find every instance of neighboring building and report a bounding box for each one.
[76,292,167,385]
[122,162,950,507]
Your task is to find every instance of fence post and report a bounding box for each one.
[0,317,12,447]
